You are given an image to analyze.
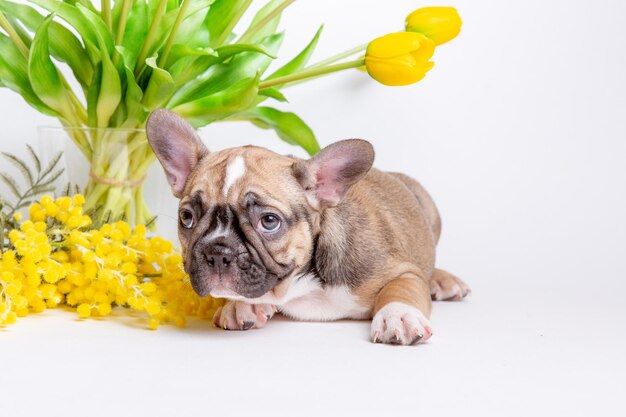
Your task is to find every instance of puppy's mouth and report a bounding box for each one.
[187,244,280,299]
[207,272,280,301]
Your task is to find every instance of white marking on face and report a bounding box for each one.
[221,273,371,321]
[204,222,228,241]
[222,155,246,197]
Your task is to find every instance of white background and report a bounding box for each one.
[1,0,626,416]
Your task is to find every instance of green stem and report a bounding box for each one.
[259,58,365,90]
[212,0,253,46]
[307,43,367,69]
[134,0,168,76]
[101,0,112,30]
[112,0,132,66]
[63,83,87,124]
[0,12,29,57]
[158,0,190,67]
[134,187,144,225]
[83,130,154,225]
[238,0,294,44]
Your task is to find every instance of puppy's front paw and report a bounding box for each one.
[212,301,277,330]
[430,269,471,301]
[370,302,433,345]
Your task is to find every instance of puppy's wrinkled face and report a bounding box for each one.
[178,148,314,299]
[146,109,374,301]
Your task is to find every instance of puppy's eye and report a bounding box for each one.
[179,209,194,229]
[259,214,281,232]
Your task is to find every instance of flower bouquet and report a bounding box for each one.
[0,0,461,224]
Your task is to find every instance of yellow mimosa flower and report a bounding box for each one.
[365,32,435,86]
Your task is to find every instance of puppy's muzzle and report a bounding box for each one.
[189,235,240,297]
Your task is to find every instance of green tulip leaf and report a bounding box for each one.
[267,25,323,81]
[75,3,121,127]
[239,106,320,155]
[0,9,32,47]
[215,42,278,60]
[115,46,146,126]
[62,0,96,13]
[169,42,274,88]
[242,0,286,43]
[86,62,102,127]
[169,33,283,107]
[170,74,260,127]
[27,15,74,120]
[142,6,183,70]
[206,0,252,47]
[151,0,214,61]
[164,44,217,69]
[30,0,111,57]
[143,56,175,111]
[169,0,214,50]
[0,0,93,87]
[74,3,114,54]
[119,0,148,69]
[95,57,122,127]
[257,88,287,102]
[0,34,58,116]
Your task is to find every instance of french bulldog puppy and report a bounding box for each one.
[146,109,470,345]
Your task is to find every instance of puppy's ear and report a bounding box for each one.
[146,109,209,198]
[294,139,375,208]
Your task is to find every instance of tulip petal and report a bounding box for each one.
[405,6,462,46]
[365,55,433,86]
[410,33,435,64]
[366,32,424,59]
[365,32,435,86]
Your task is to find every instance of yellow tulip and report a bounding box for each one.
[365,32,435,86]
[405,7,462,46]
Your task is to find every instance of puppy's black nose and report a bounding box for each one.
[206,254,233,268]
[205,243,235,273]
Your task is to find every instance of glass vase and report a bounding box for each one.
[37,127,173,231]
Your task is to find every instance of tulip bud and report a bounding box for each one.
[405,7,462,46]
[364,32,435,86]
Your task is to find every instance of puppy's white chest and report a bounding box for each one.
[277,274,372,321]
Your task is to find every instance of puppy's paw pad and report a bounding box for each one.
[370,302,432,346]
[212,301,276,330]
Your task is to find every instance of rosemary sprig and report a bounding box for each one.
[0,146,65,251]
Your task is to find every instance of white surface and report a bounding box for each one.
[1,0,626,416]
